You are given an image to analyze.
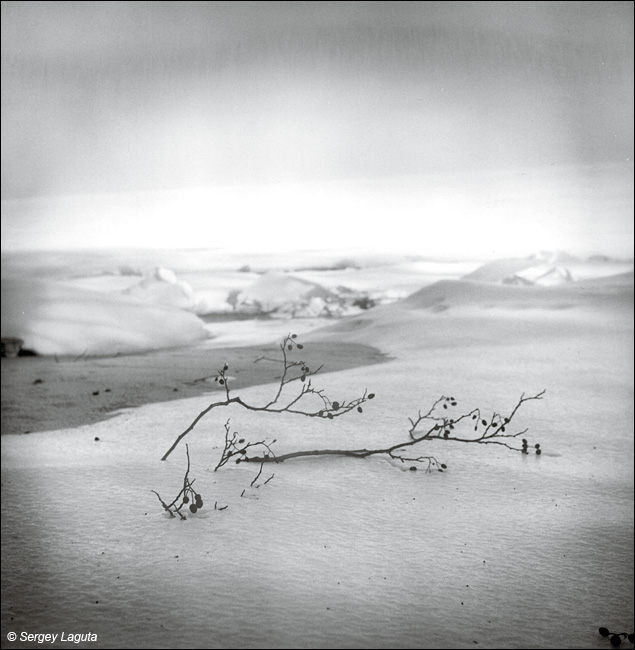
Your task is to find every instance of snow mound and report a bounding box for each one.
[233,271,373,318]
[465,253,633,287]
[403,278,632,312]
[116,266,230,315]
[1,279,208,356]
[122,266,199,312]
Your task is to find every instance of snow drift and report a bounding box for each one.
[121,267,201,312]
[232,271,373,318]
[463,252,633,286]
[1,279,208,356]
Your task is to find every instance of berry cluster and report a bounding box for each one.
[521,438,541,455]
[287,333,304,351]
[152,445,205,520]
[599,628,635,647]
[317,392,375,419]
[470,412,509,433]
[214,364,230,386]
[182,487,204,514]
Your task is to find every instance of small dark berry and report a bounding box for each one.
[357,406,363,413]
[189,504,198,513]
[409,466,417,471]
[441,463,447,469]
[443,404,448,409]
[239,438,245,443]
[183,496,190,503]
[610,635,622,647]
[536,449,542,455]
[297,344,304,349]
[482,419,487,426]
[288,345,293,350]
[368,393,375,399]
[291,334,297,338]
[599,628,610,638]
[219,379,225,385]
[535,443,540,449]
[332,401,340,410]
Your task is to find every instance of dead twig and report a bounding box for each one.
[161,334,373,461]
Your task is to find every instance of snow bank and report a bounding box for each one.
[122,266,200,312]
[464,252,634,286]
[233,271,372,318]
[1,279,208,356]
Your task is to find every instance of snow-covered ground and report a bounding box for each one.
[1,251,633,649]
[2,249,631,356]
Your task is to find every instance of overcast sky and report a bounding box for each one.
[1,1,633,256]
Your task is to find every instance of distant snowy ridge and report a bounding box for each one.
[463,252,633,286]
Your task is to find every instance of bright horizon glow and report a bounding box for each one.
[1,162,632,259]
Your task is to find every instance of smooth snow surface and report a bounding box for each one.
[1,279,208,356]
[2,253,633,649]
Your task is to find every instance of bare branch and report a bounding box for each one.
[161,335,371,461]
[155,337,546,517]
[236,391,546,469]
[250,462,264,487]
[152,445,206,519]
